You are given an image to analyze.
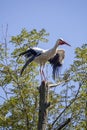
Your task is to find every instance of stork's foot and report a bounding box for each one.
[42,80,47,83]
[41,76,47,83]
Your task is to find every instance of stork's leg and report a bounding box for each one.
[42,69,46,81]
[40,66,43,81]
[40,66,42,81]
[42,65,47,81]
[40,66,46,81]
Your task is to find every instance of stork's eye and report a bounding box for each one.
[59,40,64,44]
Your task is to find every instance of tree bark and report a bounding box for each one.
[38,81,50,130]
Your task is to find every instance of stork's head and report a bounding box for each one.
[57,38,71,46]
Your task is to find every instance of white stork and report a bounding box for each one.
[19,39,71,80]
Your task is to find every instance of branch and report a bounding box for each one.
[2,24,8,64]
[48,78,71,88]
[52,82,81,127]
[56,118,71,130]
[0,95,7,101]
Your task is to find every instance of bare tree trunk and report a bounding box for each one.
[38,81,50,130]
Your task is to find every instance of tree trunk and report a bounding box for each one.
[38,81,50,130]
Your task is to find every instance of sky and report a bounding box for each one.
[0,0,87,84]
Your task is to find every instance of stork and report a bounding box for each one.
[19,39,71,81]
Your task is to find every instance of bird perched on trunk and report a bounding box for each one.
[19,39,71,81]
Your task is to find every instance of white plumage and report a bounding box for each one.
[19,38,71,80]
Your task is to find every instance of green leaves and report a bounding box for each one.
[75,44,87,61]
[0,28,87,129]
[10,28,49,47]
[0,28,49,129]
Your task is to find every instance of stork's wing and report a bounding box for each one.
[19,47,42,75]
[20,56,35,75]
[49,50,65,80]
[19,48,40,58]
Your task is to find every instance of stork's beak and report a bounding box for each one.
[63,40,71,46]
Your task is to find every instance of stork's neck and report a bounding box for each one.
[53,41,59,50]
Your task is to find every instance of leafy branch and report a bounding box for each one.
[51,82,81,128]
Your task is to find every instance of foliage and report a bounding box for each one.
[0,28,49,130]
[0,28,87,130]
[51,44,87,130]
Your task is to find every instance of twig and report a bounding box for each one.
[2,24,8,64]
[52,82,81,127]
[0,95,6,101]
[48,78,71,88]
[56,118,71,130]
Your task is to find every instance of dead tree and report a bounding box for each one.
[38,81,50,130]
[37,79,81,130]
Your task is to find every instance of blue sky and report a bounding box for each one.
[0,0,87,74]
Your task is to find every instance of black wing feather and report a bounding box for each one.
[49,50,65,80]
[20,56,35,75]
[19,48,42,75]
[19,48,37,57]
